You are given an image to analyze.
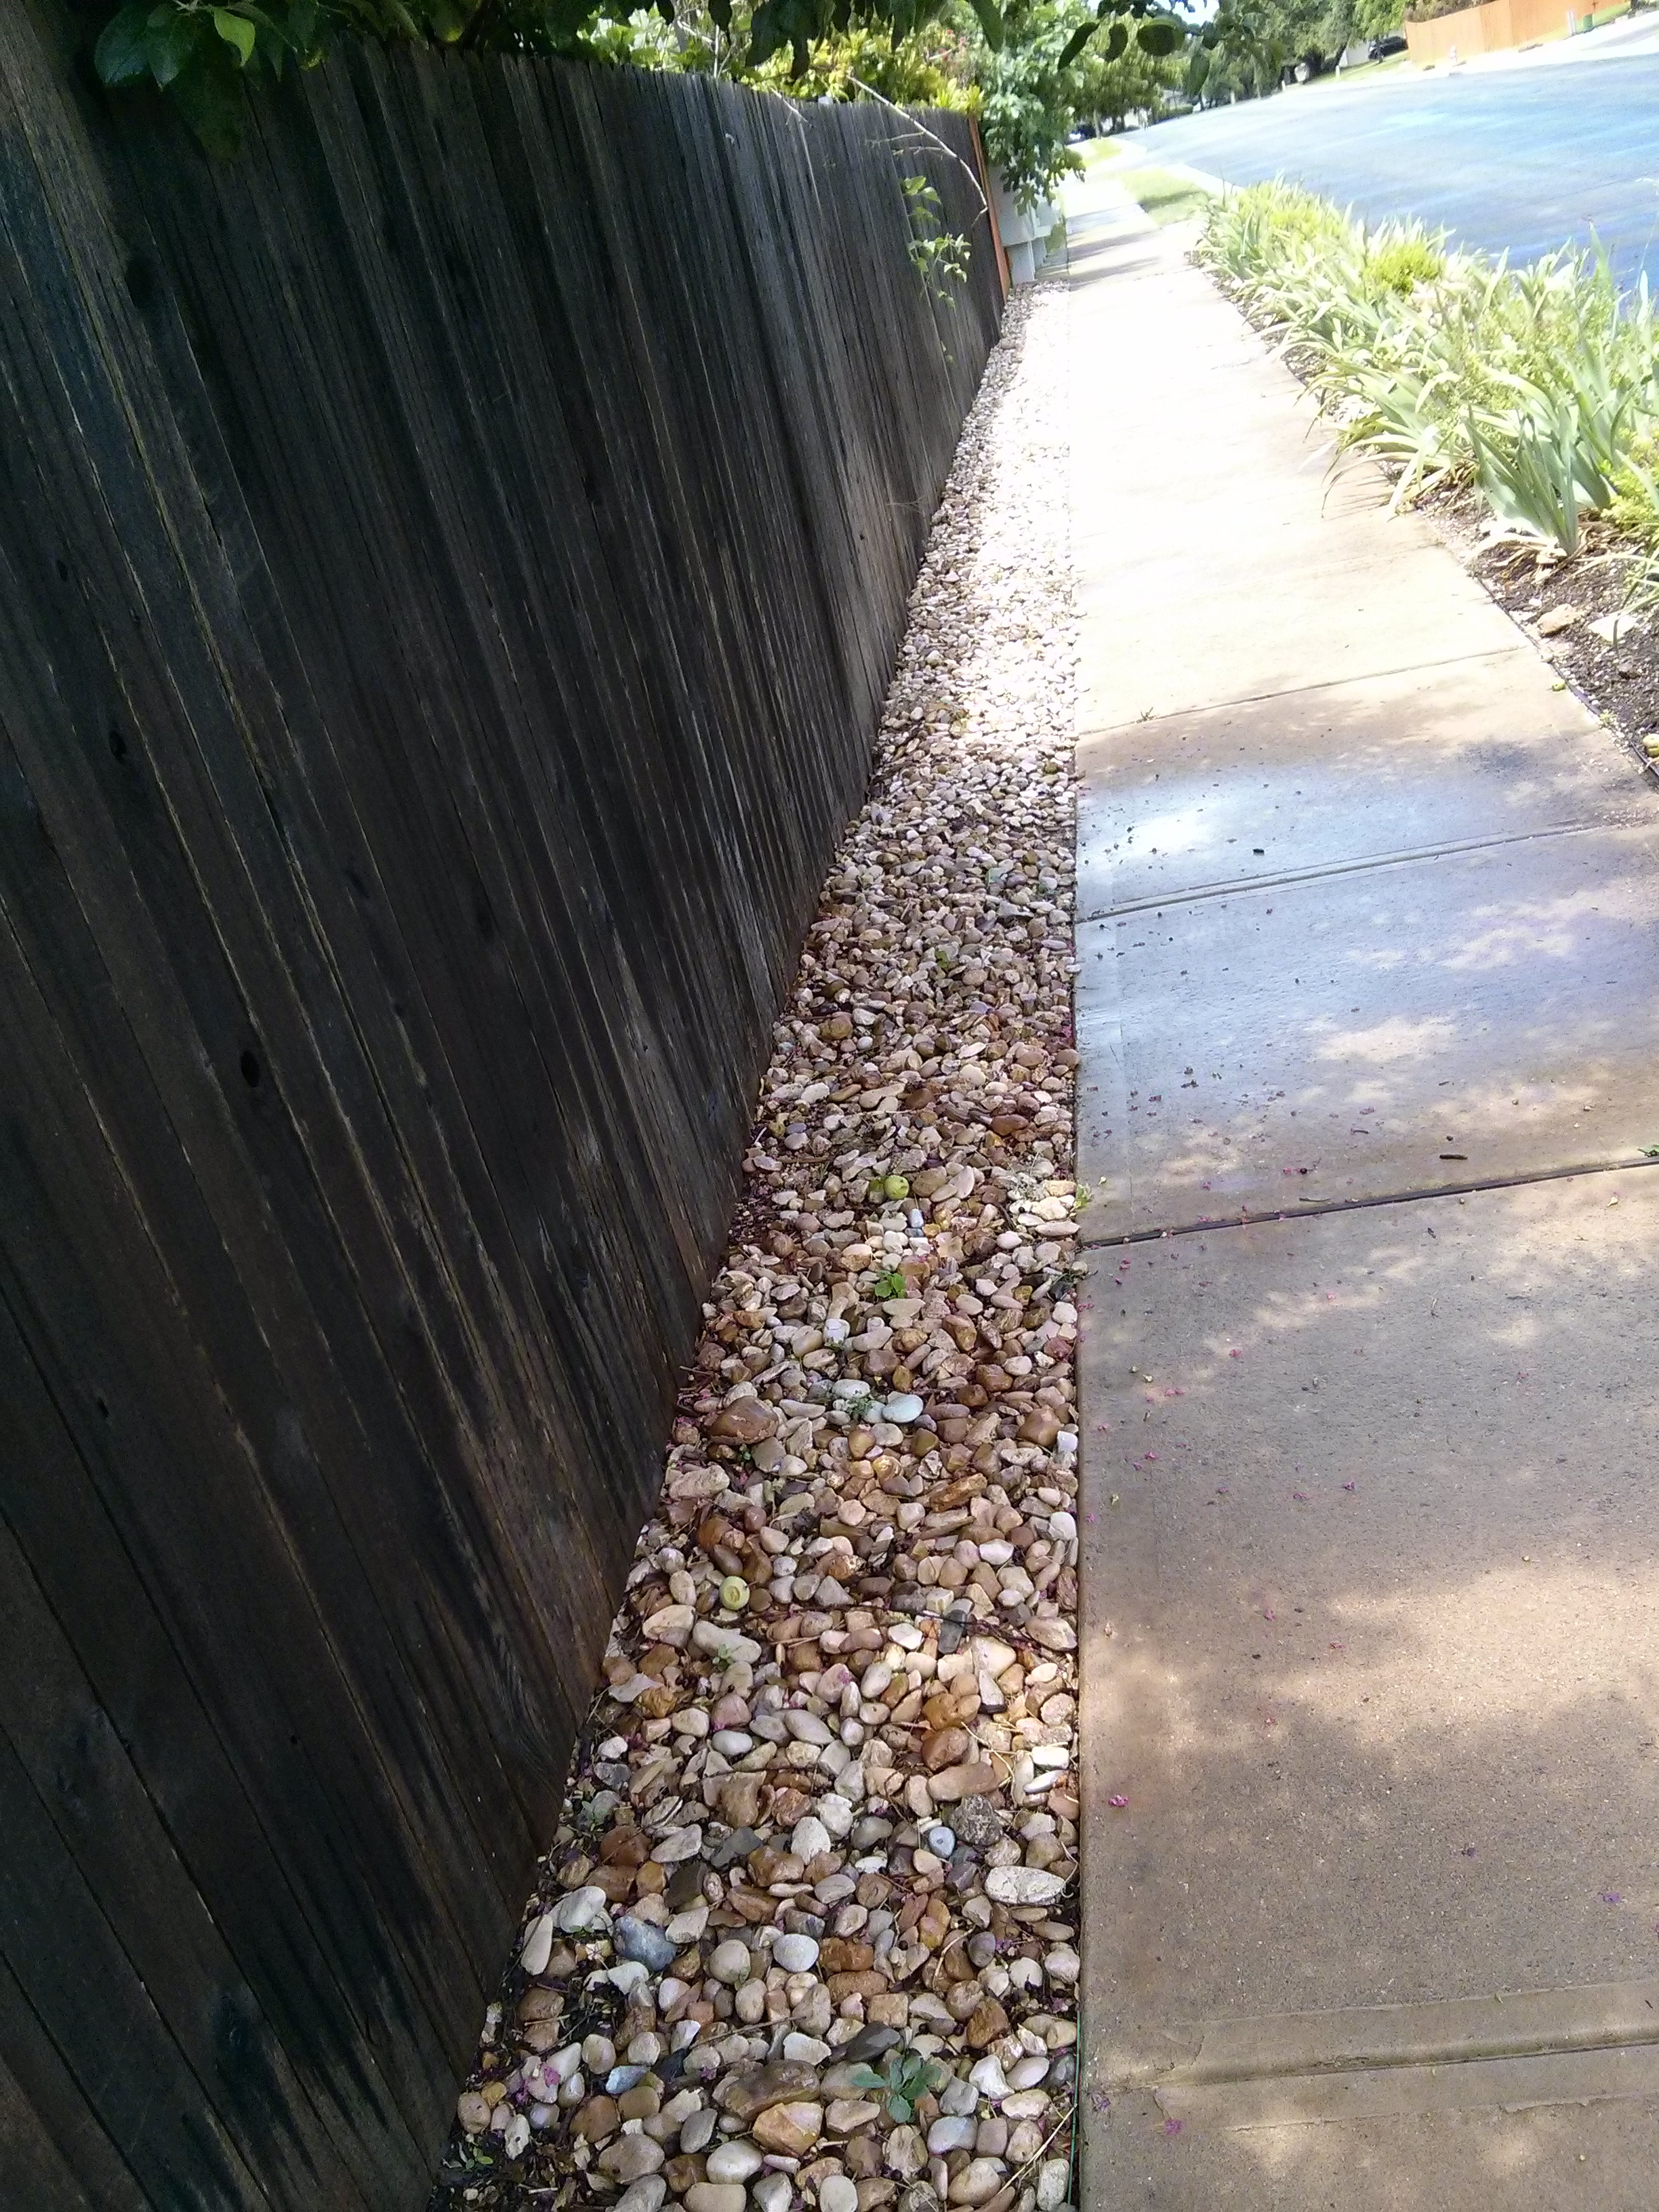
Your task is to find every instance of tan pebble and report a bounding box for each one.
[885,2123,927,2177]
[828,1967,889,2001]
[710,1400,780,1445]
[926,1761,998,1803]
[752,2099,825,2156]
[572,2093,621,2139]
[998,2090,1051,2121]
[964,1996,1010,2049]
[1005,2120,1047,2163]
[827,2097,883,2133]
[715,2062,827,2121]
[596,2135,666,2182]
[844,2133,885,2179]
[947,2159,1008,2207]
[686,2188,749,2212]
[921,1726,972,1773]
[820,1937,876,1974]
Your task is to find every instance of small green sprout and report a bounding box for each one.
[843,2047,951,2123]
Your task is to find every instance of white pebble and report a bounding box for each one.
[518,1912,555,1975]
[791,1814,832,1862]
[928,2114,978,2153]
[705,2139,765,2183]
[1036,2158,1072,2211]
[985,1866,1067,1906]
[773,1933,821,1972]
[550,1886,609,1934]
[707,1940,752,1987]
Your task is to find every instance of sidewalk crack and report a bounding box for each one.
[1080,1152,1659,1246]
[1080,819,1608,923]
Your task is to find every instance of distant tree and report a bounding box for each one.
[1067,27,1183,129]
[971,0,1190,201]
[1312,0,1404,53]
[1186,0,1399,98]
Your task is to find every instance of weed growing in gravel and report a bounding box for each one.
[1195,182,1659,557]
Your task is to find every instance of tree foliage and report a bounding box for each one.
[569,1,978,99]
[1066,22,1183,131]
[972,0,1187,203]
[93,0,1188,154]
[1183,0,1399,98]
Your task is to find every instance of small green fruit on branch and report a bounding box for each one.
[1055,1,1184,74]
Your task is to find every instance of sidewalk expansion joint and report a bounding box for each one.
[1070,643,1534,738]
[1080,819,1604,924]
[1103,1981,1659,2132]
[1126,1979,1659,2090]
[1078,1150,1659,1247]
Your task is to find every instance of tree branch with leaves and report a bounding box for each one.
[92,0,1249,161]
[973,0,1186,207]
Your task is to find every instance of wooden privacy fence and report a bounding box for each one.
[1404,0,1580,60]
[0,12,1000,2204]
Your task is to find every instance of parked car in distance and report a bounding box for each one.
[1369,31,1408,56]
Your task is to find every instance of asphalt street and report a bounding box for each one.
[1133,54,1659,285]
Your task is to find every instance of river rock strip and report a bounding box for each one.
[438,280,1081,2212]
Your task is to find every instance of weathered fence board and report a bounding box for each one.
[0,7,998,2203]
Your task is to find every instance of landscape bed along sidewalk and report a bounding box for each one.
[434,281,1087,2212]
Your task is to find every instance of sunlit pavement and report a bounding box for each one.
[1066,171,1659,2206]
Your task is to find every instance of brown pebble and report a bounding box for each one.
[820,1939,876,1975]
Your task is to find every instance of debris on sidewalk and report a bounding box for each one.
[432,278,1084,2212]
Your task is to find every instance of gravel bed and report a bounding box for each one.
[432,275,1083,2212]
[1427,498,1659,776]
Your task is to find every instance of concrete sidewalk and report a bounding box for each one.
[1067,177,1659,2206]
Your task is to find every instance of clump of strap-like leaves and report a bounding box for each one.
[1199,180,1659,560]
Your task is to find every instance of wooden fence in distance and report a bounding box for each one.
[1404,0,1578,61]
[0,14,1000,2204]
